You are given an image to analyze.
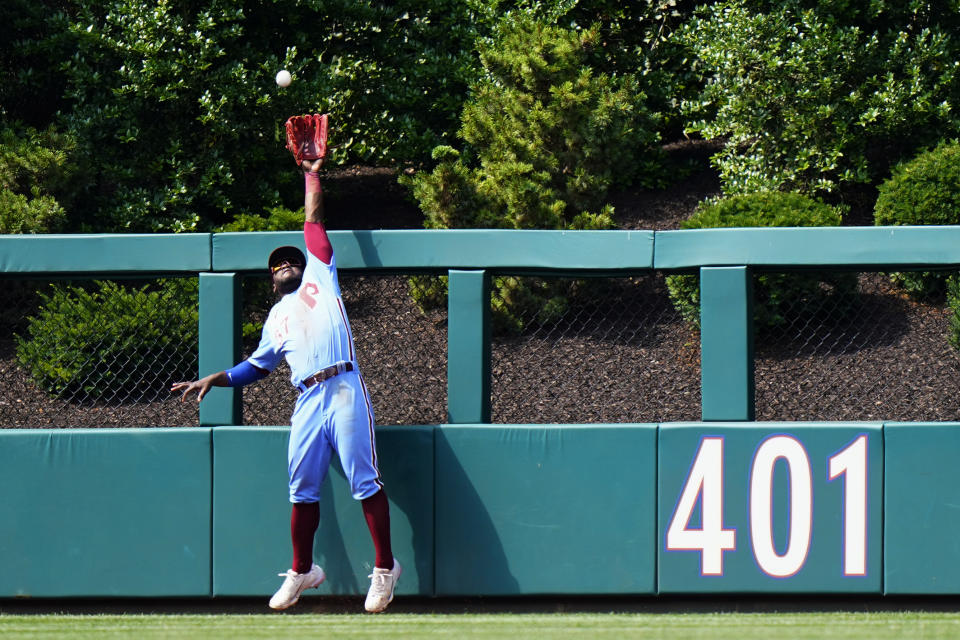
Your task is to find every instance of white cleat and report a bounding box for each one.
[365,558,402,613]
[269,563,325,610]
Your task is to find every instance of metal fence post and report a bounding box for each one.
[700,266,754,421]
[199,272,241,426]
[447,269,491,424]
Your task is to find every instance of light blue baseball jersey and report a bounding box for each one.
[247,250,356,385]
[245,229,383,503]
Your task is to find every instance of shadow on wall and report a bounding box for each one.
[314,469,359,593]
[367,425,439,596]
[434,432,519,595]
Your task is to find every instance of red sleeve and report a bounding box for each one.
[304,221,333,264]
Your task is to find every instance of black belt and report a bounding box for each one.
[299,362,354,392]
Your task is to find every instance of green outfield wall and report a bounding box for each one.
[1,422,958,597]
[2,227,960,598]
[0,429,212,597]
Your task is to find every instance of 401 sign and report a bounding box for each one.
[658,424,882,593]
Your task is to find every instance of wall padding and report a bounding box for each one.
[0,428,212,597]
[435,424,657,595]
[211,426,434,597]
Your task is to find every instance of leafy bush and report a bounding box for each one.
[403,16,663,331]
[6,0,701,232]
[676,0,960,195]
[0,123,77,232]
[16,279,198,400]
[407,17,662,231]
[0,190,66,234]
[217,205,304,233]
[874,141,960,299]
[666,192,857,329]
[466,0,703,136]
[0,1,75,128]
[42,0,487,231]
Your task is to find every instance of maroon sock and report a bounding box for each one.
[291,502,320,574]
[361,489,393,569]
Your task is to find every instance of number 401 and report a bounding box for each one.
[665,435,868,578]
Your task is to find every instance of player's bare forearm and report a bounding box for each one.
[170,371,229,403]
[304,185,324,223]
[301,158,325,224]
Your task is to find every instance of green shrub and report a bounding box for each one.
[874,141,960,300]
[464,0,703,140]
[406,16,662,231]
[676,0,960,195]
[0,123,77,232]
[0,1,74,128]
[16,279,198,400]
[0,190,66,233]
[403,16,663,332]
[666,192,857,329]
[217,205,304,233]
[7,0,700,232]
[407,273,574,335]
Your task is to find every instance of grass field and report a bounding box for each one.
[2,611,960,639]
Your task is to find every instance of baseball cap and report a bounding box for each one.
[268,245,306,271]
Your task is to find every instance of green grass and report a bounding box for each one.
[1,611,960,639]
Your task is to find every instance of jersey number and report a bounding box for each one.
[665,434,868,577]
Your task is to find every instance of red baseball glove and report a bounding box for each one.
[284,113,329,164]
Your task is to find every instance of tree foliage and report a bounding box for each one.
[405,16,662,232]
[402,15,664,332]
[5,0,960,233]
[1,0,701,233]
[0,123,77,233]
[677,0,960,195]
[0,0,75,129]
[3,0,485,232]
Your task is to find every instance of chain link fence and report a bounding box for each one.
[754,270,960,421]
[240,272,700,426]
[2,266,959,429]
[0,276,199,428]
[491,274,700,423]
[240,274,448,426]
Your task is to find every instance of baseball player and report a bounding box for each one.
[171,153,401,613]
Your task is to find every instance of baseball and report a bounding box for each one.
[276,70,292,88]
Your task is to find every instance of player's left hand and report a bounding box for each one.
[284,113,328,165]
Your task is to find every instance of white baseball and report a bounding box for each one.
[276,70,292,88]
